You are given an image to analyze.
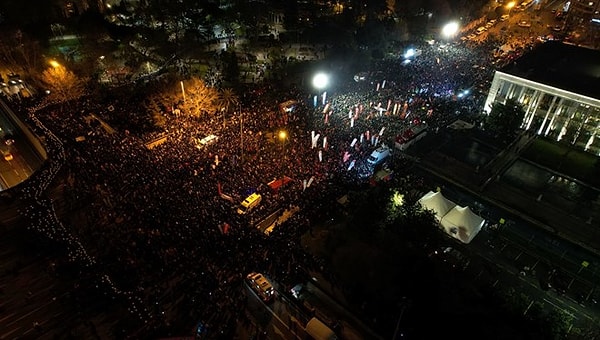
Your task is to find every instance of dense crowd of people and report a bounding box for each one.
[16,38,517,337]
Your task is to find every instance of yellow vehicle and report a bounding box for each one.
[246,272,275,302]
[237,193,262,215]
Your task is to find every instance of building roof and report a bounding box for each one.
[500,41,600,100]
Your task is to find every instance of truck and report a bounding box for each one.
[395,122,428,151]
[305,317,337,340]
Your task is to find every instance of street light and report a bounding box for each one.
[278,130,287,156]
[312,73,329,90]
[49,60,61,68]
[506,1,516,14]
[441,21,460,39]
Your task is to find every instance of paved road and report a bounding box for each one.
[0,99,45,190]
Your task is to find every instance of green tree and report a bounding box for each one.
[485,99,526,141]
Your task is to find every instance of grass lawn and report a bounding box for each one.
[522,137,599,185]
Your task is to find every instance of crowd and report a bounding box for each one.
[15,38,512,337]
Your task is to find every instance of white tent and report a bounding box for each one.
[418,191,456,222]
[440,206,485,244]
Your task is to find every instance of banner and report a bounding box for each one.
[311,132,320,148]
[379,127,385,136]
[347,160,355,171]
[323,136,327,149]
[307,176,314,188]
[318,150,322,162]
[350,118,354,128]
[350,138,357,147]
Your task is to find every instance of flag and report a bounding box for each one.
[323,136,327,149]
[343,151,350,162]
[312,133,320,148]
[318,150,322,162]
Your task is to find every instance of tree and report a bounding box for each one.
[485,99,526,141]
[149,77,219,118]
[218,88,239,113]
[40,63,87,104]
[0,30,44,76]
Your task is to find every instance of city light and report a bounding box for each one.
[312,73,329,90]
[441,22,460,38]
[49,60,61,68]
[278,130,287,140]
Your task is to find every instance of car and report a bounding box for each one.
[489,19,497,24]
[3,151,13,161]
[476,26,487,34]
[518,20,531,28]
[500,14,510,21]
[246,272,275,302]
[485,22,494,29]
[467,34,477,40]
[552,25,562,32]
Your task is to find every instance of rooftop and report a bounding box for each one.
[500,41,600,100]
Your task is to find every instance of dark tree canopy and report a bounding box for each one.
[485,98,526,141]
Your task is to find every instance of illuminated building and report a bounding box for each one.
[484,41,600,154]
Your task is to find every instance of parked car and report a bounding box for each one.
[518,20,531,28]
[500,14,510,21]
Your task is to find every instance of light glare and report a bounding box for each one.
[312,73,329,89]
[442,22,459,37]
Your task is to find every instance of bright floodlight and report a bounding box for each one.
[442,22,459,38]
[312,73,329,89]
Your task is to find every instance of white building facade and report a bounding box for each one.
[484,43,600,154]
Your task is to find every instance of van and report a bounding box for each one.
[198,134,218,146]
[367,146,391,166]
[237,193,262,215]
